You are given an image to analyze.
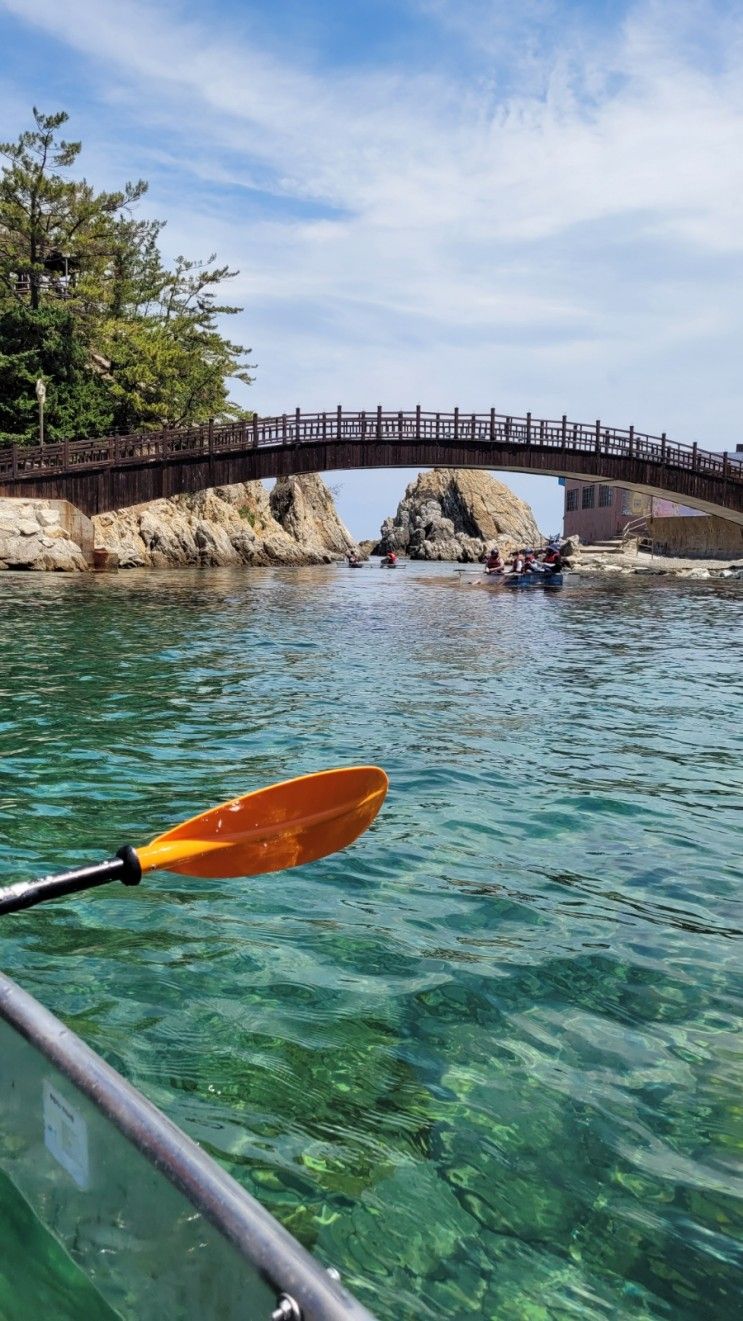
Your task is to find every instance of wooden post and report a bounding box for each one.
[63,437,69,468]
[11,443,17,480]
[660,432,666,462]
[415,403,421,437]
[526,412,532,443]
[295,407,301,445]
[454,407,459,442]
[398,410,403,442]
[337,404,342,441]
[505,416,512,441]
[595,420,601,454]
[282,414,287,445]
[376,405,382,441]
[723,452,729,476]
[435,412,440,441]
[322,412,327,441]
[208,417,214,455]
[561,414,567,445]
[471,413,476,441]
[252,413,258,447]
[490,407,495,443]
[692,441,698,469]
[628,425,634,457]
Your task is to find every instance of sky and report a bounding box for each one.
[1,0,742,537]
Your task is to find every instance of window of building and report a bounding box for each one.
[566,488,578,511]
[599,486,613,507]
[581,485,595,509]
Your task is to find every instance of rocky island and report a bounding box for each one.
[375,468,541,561]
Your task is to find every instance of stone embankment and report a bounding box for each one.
[568,538,743,580]
[0,499,93,571]
[376,468,541,561]
[0,475,358,572]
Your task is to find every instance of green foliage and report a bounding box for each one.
[0,301,114,443]
[0,108,253,445]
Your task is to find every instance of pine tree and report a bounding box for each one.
[0,109,253,444]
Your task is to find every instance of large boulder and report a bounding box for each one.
[376,469,542,562]
[93,475,359,570]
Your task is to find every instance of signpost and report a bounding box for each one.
[35,378,46,451]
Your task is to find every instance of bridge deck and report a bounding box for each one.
[1,409,741,522]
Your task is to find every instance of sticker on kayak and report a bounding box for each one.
[43,1079,90,1189]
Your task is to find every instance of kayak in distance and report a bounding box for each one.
[503,571,564,590]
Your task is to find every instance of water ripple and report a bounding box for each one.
[0,565,741,1319]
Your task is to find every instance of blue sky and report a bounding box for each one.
[1,0,742,537]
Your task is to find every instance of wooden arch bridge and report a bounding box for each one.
[1,408,742,524]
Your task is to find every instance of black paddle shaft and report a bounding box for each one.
[0,846,142,916]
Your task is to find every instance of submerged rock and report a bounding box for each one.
[376,468,541,562]
[92,474,358,569]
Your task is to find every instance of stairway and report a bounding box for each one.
[579,537,628,557]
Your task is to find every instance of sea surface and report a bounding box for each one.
[0,562,741,1320]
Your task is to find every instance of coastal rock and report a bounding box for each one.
[269,474,357,562]
[376,468,541,562]
[92,475,358,570]
[0,498,92,572]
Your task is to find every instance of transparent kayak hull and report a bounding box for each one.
[0,971,375,1321]
[503,571,564,589]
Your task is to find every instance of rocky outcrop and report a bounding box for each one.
[269,474,356,560]
[92,474,357,569]
[0,499,93,571]
[376,468,542,562]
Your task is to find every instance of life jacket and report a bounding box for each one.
[388,552,397,563]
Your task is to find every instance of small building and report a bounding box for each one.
[562,444,743,547]
[562,481,700,543]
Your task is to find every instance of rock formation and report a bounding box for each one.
[92,474,358,569]
[268,473,356,561]
[376,468,542,561]
[0,499,93,572]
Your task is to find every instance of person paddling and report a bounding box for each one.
[541,542,563,574]
[484,547,504,574]
[381,550,398,567]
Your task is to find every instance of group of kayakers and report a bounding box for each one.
[346,543,563,575]
[483,540,563,578]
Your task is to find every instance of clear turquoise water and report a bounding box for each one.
[0,563,741,1319]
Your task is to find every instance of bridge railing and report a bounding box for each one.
[0,409,740,486]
